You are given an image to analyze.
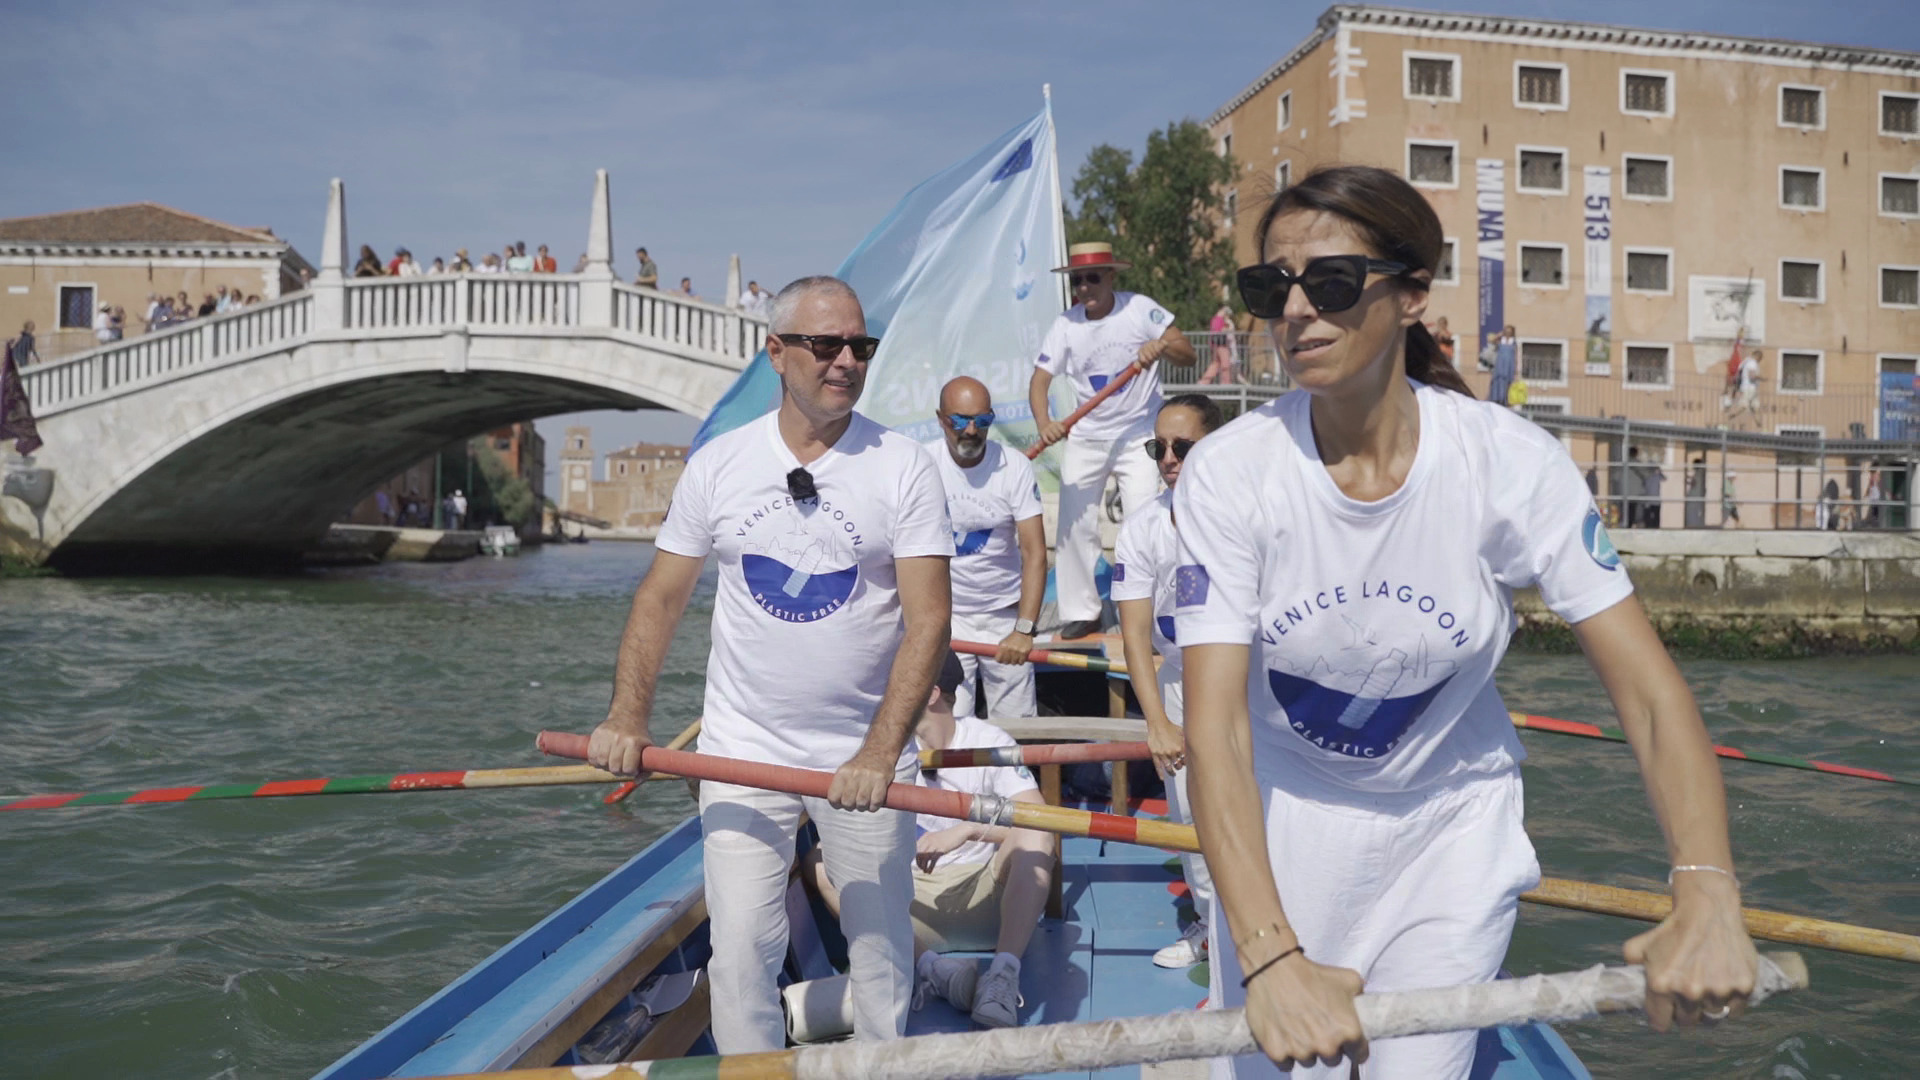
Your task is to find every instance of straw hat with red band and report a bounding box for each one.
[1052,241,1132,273]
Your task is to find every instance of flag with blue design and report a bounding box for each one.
[691,101,1070,467]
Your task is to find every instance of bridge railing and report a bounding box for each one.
[613,282,767,363]
[344,275,584,329]
[20,292,313,414]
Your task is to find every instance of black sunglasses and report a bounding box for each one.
[1235,255,1411,318]
[1069,271,1107,288]
[1145,437,1195,463]
[776,333,881,362]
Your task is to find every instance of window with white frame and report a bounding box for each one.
[1780,167,1824,210]
[1780,260,1823,302]
[1406,53,1458,101]
[1520,339,1566,383]
[1407,141,1457,186]
[1225,190,1237,227]
[1623,155,1671,199]
[1884,266,1920,307]
[1780,85,1824,128]
[1219,133,1232,160]
[56,284,94,329]
[1882,174,1919,217]
[1625,249,1671,293]
[1780,351,1822,394]
[1276,160,1291,191]
[1516,63,1565,108]
[1621,70,1672,116]
[1519,244,1566,287]
[1277,91,1292,132]
[1885,93,1920,137]
[1626,344,1672,387]
[1884,355,1918,376]
[1517,147,1567,193]
[1436,239,1457,284]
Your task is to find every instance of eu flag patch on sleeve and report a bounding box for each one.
[1175,564,1210,607]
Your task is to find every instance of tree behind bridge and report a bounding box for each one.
[1065,120,1237,330]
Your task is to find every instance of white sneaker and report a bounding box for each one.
[1153,919,1208,969]
[912,955,977,1012]
[970,961,1024,1028]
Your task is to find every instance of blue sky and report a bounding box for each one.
[3,0,1914,485]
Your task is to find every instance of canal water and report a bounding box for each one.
[0,542,1914,1079]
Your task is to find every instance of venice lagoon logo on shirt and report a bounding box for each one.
[1582,508,1621,571]
[953,527,994,556]
[738,504,863,623]
[1268,636,1457,758]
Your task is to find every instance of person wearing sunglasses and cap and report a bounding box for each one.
[932,376,1046,722]
[588,275,955,1054]
[1112,393,1223,971]
[1173,166,1757,1078]
[1030,241,1197,642]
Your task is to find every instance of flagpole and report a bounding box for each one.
[1044,83,1069,312]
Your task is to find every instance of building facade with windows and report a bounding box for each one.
[557,427,688,532]
[1209,5,1920,444]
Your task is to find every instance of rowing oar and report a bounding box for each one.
[431,952,1808,1080]
[921,740,1150,769]
[952,637,1125,675]
[1510,711,1920,788]
[1026,361,1143,460]
[0,764,667,811]
[605,719,703,804]
[535,731,1920,964]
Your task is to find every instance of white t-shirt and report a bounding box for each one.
[741,292,771,318]
[1111,489,1184,692]
[656,410,955,771]
[916,717,1040,869]
[1173,383,1635,793]
[933,441,1043,615]
[93,308,114,341]
[1035,291,1172,441]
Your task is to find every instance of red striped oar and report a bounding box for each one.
[1509,711,1919,789]
[921,741,1150,769]
[0,764,654,812]
[535,731,1191,849]
[1026,361,1143,460]
[952,638,1127,675]
[604,719,703,804]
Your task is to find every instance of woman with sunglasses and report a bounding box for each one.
[1112,393,1223,971]
[1173,166,1757,1078]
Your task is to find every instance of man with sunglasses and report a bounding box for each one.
[932,376,1046,721]
[1030,242,1197,641]
[588,276,955,1054]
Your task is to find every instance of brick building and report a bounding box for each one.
[558,426,687,530]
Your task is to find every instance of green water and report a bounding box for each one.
[0,543,1914,1078]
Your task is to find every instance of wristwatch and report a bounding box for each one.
[1013,618,1036,636]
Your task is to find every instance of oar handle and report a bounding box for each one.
[1027,361,1143,459]
[952,638,1128,675]
[922,742,1151,769]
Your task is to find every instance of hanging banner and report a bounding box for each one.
[1582,166,1612,377]
[1475,158,1505,366]
[1883,370,1920,441]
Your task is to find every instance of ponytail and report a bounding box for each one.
[1406,322,1474,397]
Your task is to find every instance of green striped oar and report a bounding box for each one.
[0,764,653,811]
[1509,712,1919,788]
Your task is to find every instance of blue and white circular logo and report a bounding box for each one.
[1582,508,1620,571]
[741,524,860,623]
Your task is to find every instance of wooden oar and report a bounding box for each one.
[1510,711,1920,788]
[431,952,1808,1080]
[535,731,1920,964]
[952,638,1124,674]
[605,719,704,804]
[922,741,1150,769]
[1026,361,1143,459]
[0,764,664,811]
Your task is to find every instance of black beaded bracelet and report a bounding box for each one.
[1239,944,1305,988]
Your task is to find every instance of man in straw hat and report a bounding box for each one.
[1029,242,1196,640]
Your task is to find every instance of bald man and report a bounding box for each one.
[933,377,1046,719]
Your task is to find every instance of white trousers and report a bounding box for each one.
[951,605,1038,719]
[1158,678,1214,914]
[700,764,918,1053]
[1208,769,1538,1080]
[1055,427,1163,623]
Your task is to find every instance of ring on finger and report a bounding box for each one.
[1704,1004,1731,1021]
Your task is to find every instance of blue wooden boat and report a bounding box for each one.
[316,772,1590,1079]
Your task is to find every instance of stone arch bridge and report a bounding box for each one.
[2,173,764,569]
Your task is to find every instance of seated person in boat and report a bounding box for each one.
[1113,393,1222,971]
[802,651,1054,1030]
[588,277,954,1053]
[931,374,1046,721]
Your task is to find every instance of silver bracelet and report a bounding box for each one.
[1669,864,1739,890]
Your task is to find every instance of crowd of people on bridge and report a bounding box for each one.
[346,242,779,317]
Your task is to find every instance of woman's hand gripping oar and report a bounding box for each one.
[602,719,702,804]
[538,730,1920,964]
[1026,361,1143,459]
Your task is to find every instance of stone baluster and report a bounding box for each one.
[580,168,615,329]
[313,178,348,333]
